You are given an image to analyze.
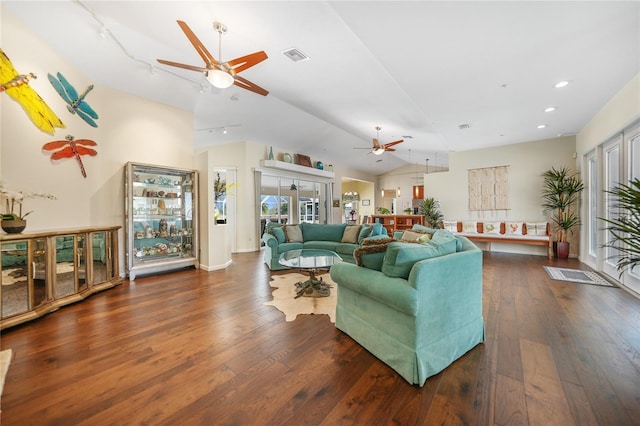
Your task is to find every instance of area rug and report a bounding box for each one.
[544,266,617,287]
[0,349,12,398]
[265,273,337,322]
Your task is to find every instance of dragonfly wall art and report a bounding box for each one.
[48,72,99,127]
[42,135,98,178]
[0,49,65,134]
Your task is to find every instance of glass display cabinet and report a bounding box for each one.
[124,162,199,279]
[1,226,121,330]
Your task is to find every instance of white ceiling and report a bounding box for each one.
[4,1,639,175]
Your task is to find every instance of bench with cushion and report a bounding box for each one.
[442,220,552,258]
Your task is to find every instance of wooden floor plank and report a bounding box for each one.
[1,251,639,424]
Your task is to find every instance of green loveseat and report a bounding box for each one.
[261,222,388,270]
[329,227,484,386]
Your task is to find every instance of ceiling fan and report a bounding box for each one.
[157,20,268,96]
[355,126,404,155]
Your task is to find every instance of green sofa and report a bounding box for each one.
[329,227,484,386]
[261,222,388,270]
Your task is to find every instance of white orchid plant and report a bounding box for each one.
[0,183,56,221]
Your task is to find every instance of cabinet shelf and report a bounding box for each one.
[370,214,425,234]
[125,162,199,280]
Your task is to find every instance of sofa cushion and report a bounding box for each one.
[270,226,286,243]
[300,223,346,242]
[341,225,361,243]
[354,242,390,271]
[278,242,304,252]
[400,230,430,242]
[303,241,341,251]
[335,243,358,258]
[284,225,303,243]
[381,230,458,279]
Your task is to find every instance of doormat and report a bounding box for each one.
[543,266,617,287]
[264,273,337,322]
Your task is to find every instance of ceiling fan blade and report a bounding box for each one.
[372,138,382,149]
[176,20,219,66]
[384,139,404,148]
[226,51,268,74]
[385,148,397,152]
[156,59,207,73]
[233,75,269,96]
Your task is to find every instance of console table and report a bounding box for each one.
[0,226,122,330]
[370,214,425,235]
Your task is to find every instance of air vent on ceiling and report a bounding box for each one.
[282,47,310,62]
[458,123,471,130]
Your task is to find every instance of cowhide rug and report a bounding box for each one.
[264,272,337,323]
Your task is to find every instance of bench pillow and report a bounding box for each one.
[443,220,458,233]
[506,222,523,235]
[483,222,501,234]
[526,222,548,236]
[462,221,477,233]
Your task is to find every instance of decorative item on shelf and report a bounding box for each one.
[295,154,312,167]
[283,152,293,163]
[268,146,274,160]
[327,164,333,172]
[349,210,357,221]
[0,183,57,234]
[316,161,324,170]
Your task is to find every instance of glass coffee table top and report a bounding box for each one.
[278,249,342,298]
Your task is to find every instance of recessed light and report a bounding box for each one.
[537,124,547,129]
[544,106,556,112]
[554,81,569,88]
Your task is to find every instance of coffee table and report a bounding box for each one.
[278,249,342,298]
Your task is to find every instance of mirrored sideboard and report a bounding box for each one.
[0,226,122,330]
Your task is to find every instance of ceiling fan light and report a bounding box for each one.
[373,148,385,155]
[207,69,235,89]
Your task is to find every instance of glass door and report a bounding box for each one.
[602,139,621,280]
[623,132,640,293]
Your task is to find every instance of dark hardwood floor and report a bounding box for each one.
[1,250,639,425]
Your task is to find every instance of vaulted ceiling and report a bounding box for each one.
[4,1,639,175]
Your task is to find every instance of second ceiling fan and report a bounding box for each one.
[356,126,404,155]
[157,20,268,96]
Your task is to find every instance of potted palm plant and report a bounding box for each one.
[419,197,444,229]
[541,166,584,258]
[600,178,640,277]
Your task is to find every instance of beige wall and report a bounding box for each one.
[577,73,640,158]
[422,136,577,256]
[1,8,194,274]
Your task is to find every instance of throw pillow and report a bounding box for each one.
[526,222,548,236]
[506,222,523,235]
[443,220,458,233]
[353,242,390,271]
[357,225,373,244]
[270,226,286,243]
[483,222,501,234]
[418,233,431,243]
[462,221,477,233]
[341,225,362,243]
[284,224,303,242]
[401,230,430,242]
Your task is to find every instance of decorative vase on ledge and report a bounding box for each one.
[1,219,27,234]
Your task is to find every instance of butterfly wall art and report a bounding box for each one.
[48,72,99,127]
[42,135,98,178]
[0,49,65,134]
